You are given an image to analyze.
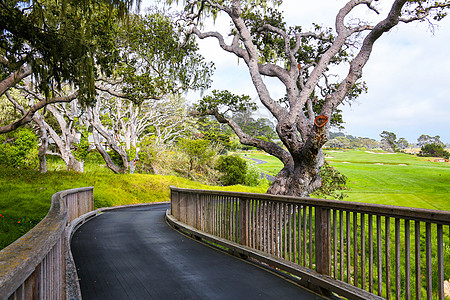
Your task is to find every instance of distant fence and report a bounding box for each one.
[168,187,450,300]
[0,187,94,300]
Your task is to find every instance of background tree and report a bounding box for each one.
[419,143,450,159]
[179,138,216,179]
[327,136,351,149]
[215,155,248,185]
[86,12,213,174]
[0,0,138,133]
[397,137,409,150]
[417,134,444,147]
[2,89,50,172]
[182,0,449,196]
[196,116,236,151]
[380,131,398,152]
[13,83,90,172]
[0,127,38,169]
[233,111,277,142]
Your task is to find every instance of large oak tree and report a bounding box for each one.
[177,0,449,197]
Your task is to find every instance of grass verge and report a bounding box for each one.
[0,166,269,250]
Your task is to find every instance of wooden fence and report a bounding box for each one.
[0,187,94,300]
[169,187,450,300]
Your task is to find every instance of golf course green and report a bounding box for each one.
[243,150,450,211]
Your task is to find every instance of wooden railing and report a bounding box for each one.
[0,187,94,300]
[169,187,450,300]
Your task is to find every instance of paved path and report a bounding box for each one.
[245,157,276,182]
[71,204,323,300]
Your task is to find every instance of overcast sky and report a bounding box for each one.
[143,1,450,144]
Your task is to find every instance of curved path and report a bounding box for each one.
[71,203,323,300]
[245,157,276,182]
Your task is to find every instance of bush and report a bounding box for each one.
[216,155,248,185]
[244,163,262,186]
[0,128,38,169]
[135,137,221,185]
[313,161,348,200]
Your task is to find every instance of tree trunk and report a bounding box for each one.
[92,130,125,174]
[32,112,48,173]
[59,151,84,172]
[69,157,84,172]
[267,159,322,197]
[37,126,48,173]
[128,147,140,174]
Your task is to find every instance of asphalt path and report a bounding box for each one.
[245,157,276,182]
[71,203,323,300]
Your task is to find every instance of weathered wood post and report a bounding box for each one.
[315,206,331,275]
[196,193,201,230]
[239,197,248,246]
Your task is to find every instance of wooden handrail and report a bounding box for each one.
[0,187,94,300]
[169,186,450,300]
[169,186,450,224]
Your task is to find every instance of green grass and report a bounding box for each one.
[242,152,284,175]
[243,150,450,211]
[0,164,269,250]
[2,149,449,250]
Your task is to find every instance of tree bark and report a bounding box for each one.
[0,65,31,97]
[34,114,48,173]
[92,129,125,174]
[45,104,86,172]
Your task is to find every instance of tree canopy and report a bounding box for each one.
[0,0,139,100]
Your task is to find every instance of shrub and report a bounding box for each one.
[216,155,248,185]
[244,163,262,186]
[0,128,38,169]
[313,161,348,200]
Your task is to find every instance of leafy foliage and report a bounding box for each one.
[313,161,348,200]
[196,90,257,117]
[216,155,248,185]
[0,0,135,102]
[0,127,38,168]
[179,138,216,178]
[115,12,214,102]
[419,143,449,159]
[244,163,263,187]
[232,111,277,142]
[196,116,235,151]
[73,128,90,162]
[417,134,444,147]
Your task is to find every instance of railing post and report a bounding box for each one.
[315,206,331,275]
[239,198,248,246]
[196,194,201,230]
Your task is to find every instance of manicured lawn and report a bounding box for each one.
[243,150,450,211]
